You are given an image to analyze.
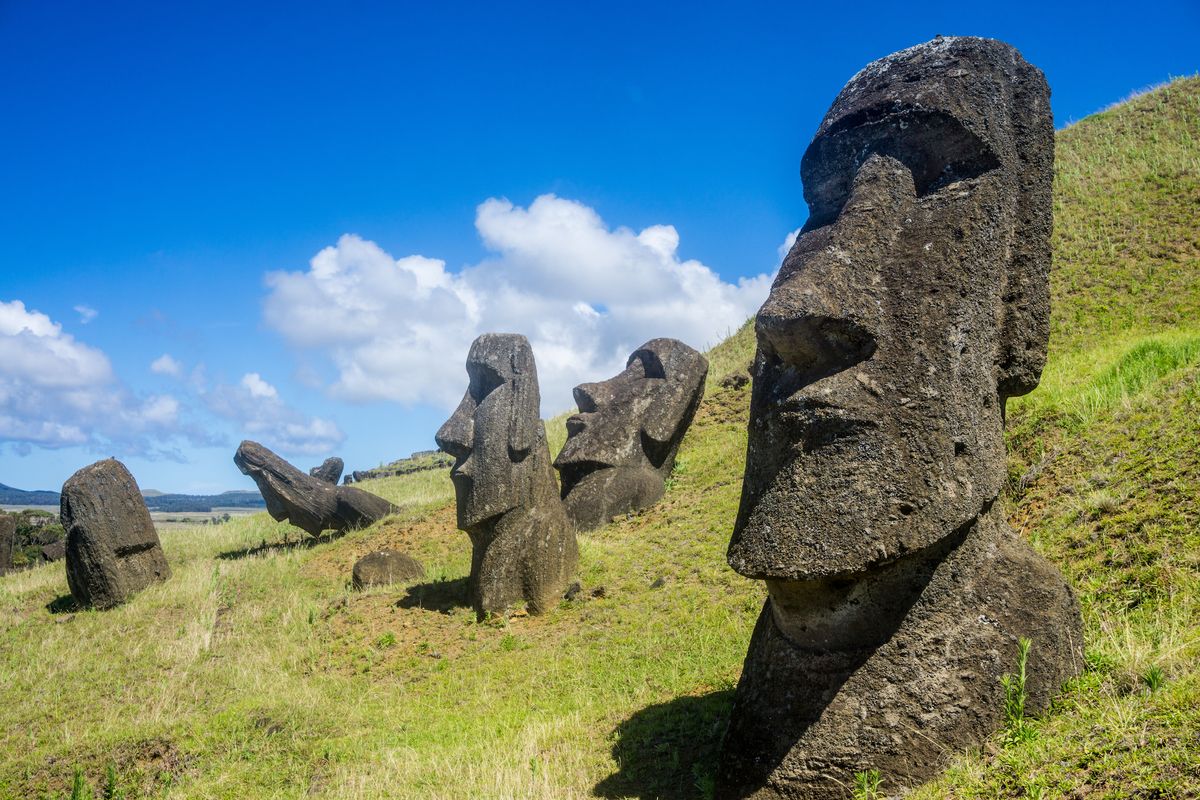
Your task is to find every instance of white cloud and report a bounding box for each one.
[0,299,186,454]
[263,194,773,413]
[150,353,183,377]
[74,304,98,324]
[203,372,343,456]
[778,228,802,261]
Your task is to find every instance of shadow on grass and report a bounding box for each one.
[216,530,344,561]
[397,577,471,613]
[594,689,734,800]
[46,594,80,614]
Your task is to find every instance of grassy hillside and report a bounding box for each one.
[1,77,1198,799]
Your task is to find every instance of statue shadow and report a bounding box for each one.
[46,594,80,614]
[216,530,343,561]
[594,689,735,800]
[396,577,472,613]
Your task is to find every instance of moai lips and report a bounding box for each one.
[554,338,708,531]
[716,37,1082,798]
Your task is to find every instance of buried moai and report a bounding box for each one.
[61,459,172,609]
[716,37,1083,798]
[436,333,578,618]
[308,456,344,485]
[235,441,395,536]
[554,338,708,530]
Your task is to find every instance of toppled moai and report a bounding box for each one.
[554,338,708,530]
[235,441,395,536]
[436,333,577,618]
[717,37,1083,798]
[61,459,172,609]
[308,456,344,485]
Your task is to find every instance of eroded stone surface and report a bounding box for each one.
[308,457,344,485]
[0,514,14,573]
[436,333,577,618]
[352,549,425,589]
[717,37,1082,798]
[235,441,395,536]
[555,338,708,531]
[61,459,171,609]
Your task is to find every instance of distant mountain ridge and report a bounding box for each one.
[0,483,266,512]
[0,483,60,506]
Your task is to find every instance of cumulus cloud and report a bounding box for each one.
[263,194,774,412]
[150,353,183,377]
[0,299,184,454]
[203,372,343,456]
[74,304,98,324]
[778,228,802,261]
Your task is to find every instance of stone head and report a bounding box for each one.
[728,36,1053,581]
[436,333,543,531]
[555,338,708,495]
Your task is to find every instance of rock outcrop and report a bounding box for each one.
[308,457,344,485]
[234,441,395,536]
[352,550,426,589]
[436,333,577,618]
[717,37,1082,798]
[60,459,172,609]
[0,514,14,574]
[554,338,708,530]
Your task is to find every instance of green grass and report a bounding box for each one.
[1,77,1199,799]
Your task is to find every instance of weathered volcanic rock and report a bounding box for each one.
[234,441,395,537]
[554,339,707,531]
[352,550,426,589]
[60,459,172,609]
[716,37,1082,798]
[436,333,578,618]
[308,457,344,485]
[41,540,67,562]
[0,514,14,573]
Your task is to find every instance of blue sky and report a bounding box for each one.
[1,0,1197,494]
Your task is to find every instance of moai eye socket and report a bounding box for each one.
[802,109,1001,229]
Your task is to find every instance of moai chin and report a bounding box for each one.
[554,338,708,531]
[436,333,578,618]
[716,37,1083,798]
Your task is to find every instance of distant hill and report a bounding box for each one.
[141,491,265,512]
[0,483,59,506]
[343,449,453,484]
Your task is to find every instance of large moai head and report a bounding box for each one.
[436,333,544,532]
[554,338,708,530]
[727,36,1053,584]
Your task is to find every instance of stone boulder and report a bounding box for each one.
[352,550,426,589]
[234,441,396,537]
[436,333,578,618]
[554,339,708,531]
[60,459,172,609]
[0,514,14,573]
[716,37,1081,798]
[41,540,66,562]
[308,457,344,485]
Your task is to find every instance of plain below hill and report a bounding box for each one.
[0,76,1197,799]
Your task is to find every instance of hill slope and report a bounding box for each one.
[0,77,1197,799]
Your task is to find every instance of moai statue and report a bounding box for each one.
[554,338,708,530]
[308,456,344,485]
[436,333,578,618]
[716,37,1083,798]
[235,441,394,536]
[61,459,172,609]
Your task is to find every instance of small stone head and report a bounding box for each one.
[728,37,1053,581]
[554,339,707,517]
[436,333,543,531]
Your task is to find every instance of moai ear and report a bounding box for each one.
[507,346,541,460]
[997,58,1053,400]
